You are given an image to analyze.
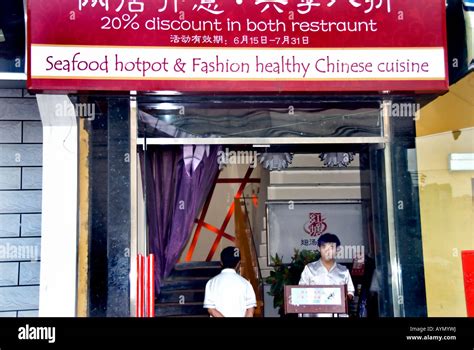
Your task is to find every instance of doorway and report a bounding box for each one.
[128,94,428,318]
[136,138,388,317]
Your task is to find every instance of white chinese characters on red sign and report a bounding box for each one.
[78,0,391,15]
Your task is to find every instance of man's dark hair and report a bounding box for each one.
[317,233,341,247]
[220,246,241,269]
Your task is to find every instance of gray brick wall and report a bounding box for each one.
[0,89,41,317]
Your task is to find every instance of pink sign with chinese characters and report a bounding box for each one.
[28,0,448,92]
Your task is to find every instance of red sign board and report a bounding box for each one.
[27,0,448,92]
[462,251,474,317]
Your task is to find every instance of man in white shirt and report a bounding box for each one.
[299,233,355,317]
[203,246,257,317]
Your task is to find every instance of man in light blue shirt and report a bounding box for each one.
[299,233,355,317]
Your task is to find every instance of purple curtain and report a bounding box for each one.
[139,145,220,295]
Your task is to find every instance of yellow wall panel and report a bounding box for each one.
[416,83,474,316]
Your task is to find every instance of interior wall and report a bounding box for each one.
[180,162,261,262]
